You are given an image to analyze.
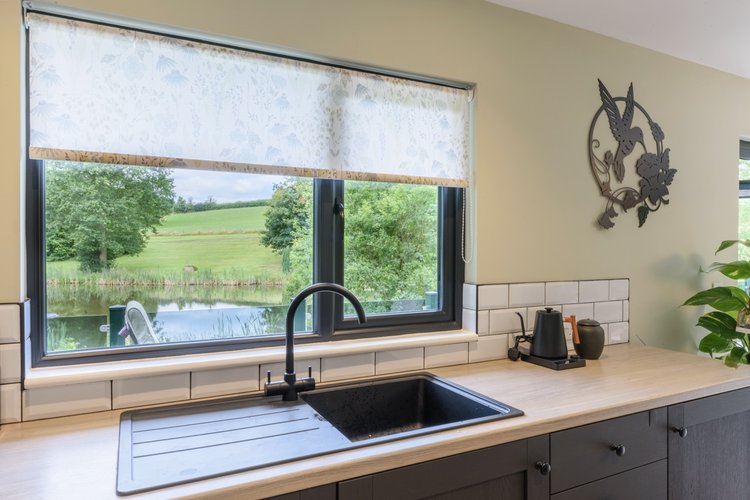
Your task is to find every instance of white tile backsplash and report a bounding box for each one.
[509,283,545,308]
[321,353,375,382]
[375,348,424,375]
[469,335,507,362]
[23,381,111,420]
[609,279,629,300]
[609,322,629,344]
[477,310,490,335]
[191,365,259,399]
[478,285,509,310]
[0,383,21,423]
[579,280,609,303]
[489,308,527,334]
[546,282,578,305]
[425,343,469,368]
[0,278,630,424]
[0,304,20,343]
[594,301,624,323]
[462,308,477,333]
[463,284,477,310]
[113,373,189,409]
[262,359,321,383]
[0,343,21,384]
[562,303,594,321]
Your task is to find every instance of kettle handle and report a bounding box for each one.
[564,315,580,345]
[515,311,526,336]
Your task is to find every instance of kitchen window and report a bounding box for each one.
[25,11,470,365]
[740,141,750,265]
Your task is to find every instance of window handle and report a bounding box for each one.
[334,198,345,223]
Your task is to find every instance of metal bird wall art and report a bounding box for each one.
[589,80,676,229]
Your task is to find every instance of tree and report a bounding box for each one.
[46,162,175,272]
[260,178,437,304]
[173,196,192,213]
[344,182,437,302]
[261,178,312,254]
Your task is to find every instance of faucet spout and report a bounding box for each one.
[265,283,367,401]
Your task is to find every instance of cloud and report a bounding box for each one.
[170,169,285,203]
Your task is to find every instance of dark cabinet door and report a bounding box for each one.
[551,460,667,500]
[265,484,337,500]
[668,387,750,500]
[338,435,550,500]
[550,408,667,494]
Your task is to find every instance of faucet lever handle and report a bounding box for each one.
[307,365,312,378]
[267,370,271,383]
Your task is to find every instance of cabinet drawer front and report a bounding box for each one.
[550,408,667,493]
[551,459,667,500]
[339,439,527,500]
[671,386,750,428]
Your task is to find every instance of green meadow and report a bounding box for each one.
[46,206,284,286]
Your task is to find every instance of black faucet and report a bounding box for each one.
[264,283,366,401]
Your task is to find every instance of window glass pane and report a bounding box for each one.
[343,181,439,316]
[740,200,750,262]
[44,161,312,352]
[739,159,750,292]
[741,159,750,181]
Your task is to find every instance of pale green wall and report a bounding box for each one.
[1,0,748,351]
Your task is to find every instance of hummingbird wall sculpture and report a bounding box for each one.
[598,79,644,183]
[589,80,676,229]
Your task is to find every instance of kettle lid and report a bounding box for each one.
[537,307,561,316]
[577,318,600,327]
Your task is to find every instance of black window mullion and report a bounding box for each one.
[312,179,342,338]
[27,160,47,367]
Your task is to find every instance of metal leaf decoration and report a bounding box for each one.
[589,80,676,229]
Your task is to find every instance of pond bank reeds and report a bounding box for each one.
[46,267,284,288]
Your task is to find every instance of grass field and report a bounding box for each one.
[47,206,283,284]
[157,206,268,235]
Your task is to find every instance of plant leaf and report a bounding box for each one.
[724,346,748,368]
[715,240,750,254]
[683,286,749,312]
[698,333,734,356]
[637,205,649,227]
[697,311,742,339]
[703,261,750,280]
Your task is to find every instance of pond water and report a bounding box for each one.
[46,284,291,351]
[46,284,433,352]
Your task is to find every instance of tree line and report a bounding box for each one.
[173,196,269,213]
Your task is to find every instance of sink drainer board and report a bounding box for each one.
[116,373,523,495]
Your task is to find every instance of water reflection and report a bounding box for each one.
[46,284,288,351]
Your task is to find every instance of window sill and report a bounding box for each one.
[24,330,478,389]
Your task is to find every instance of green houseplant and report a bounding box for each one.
[683,240,750,367]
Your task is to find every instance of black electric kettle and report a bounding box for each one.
[530,307,569,359]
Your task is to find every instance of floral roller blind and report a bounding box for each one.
[27,13,470,187]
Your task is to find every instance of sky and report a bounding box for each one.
[171,169,284,203]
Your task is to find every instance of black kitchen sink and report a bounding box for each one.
[302,373,521,442]
[117,373,521,495]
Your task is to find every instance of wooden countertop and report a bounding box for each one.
[3,344,750,499]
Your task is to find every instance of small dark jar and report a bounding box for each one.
[574,319,605,360]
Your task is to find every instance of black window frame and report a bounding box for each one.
[24,10,466,367]
[741,140,750,197]
[28,162,463,367]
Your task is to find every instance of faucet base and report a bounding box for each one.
[264,375,316,401]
